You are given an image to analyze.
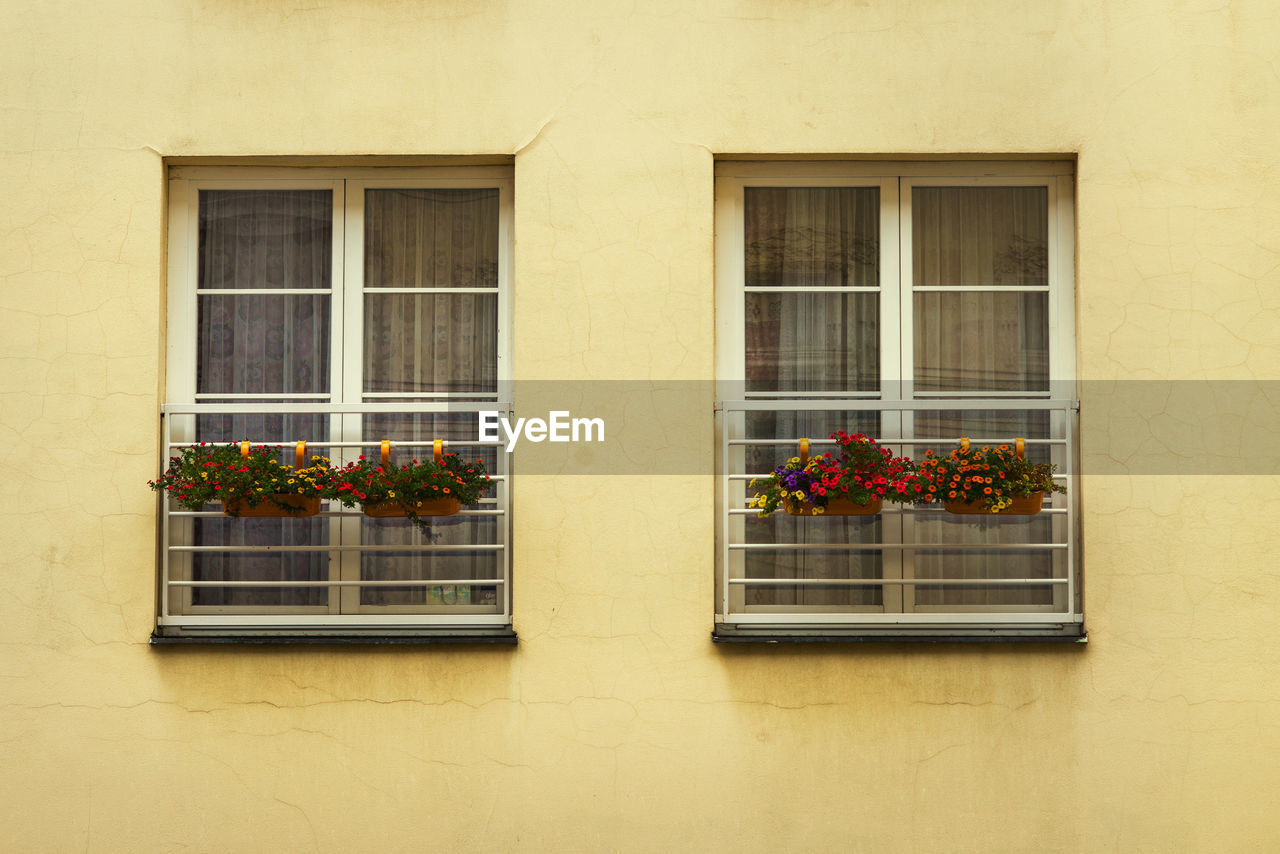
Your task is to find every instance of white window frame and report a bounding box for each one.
[157,165,514,640]
[714,160,1082,640]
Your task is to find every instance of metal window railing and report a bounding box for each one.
[716,398,1081,630]
[157,402,512,634]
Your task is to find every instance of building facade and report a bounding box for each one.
[3,0,1279,850]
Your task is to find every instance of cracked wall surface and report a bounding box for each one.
[4,0,1280,851]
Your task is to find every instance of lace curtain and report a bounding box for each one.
[191,187,500,611]
[742,184,1053,611]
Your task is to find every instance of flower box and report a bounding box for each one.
[918,437,1064,516]
[783,496,883,516]
[222,494,322,518]
[330,439,489,531]
[363,497,461,518]
[943,491,1043,516]
[151,440,332,518]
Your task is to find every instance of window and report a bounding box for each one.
[714,161,1081,640]
[157,166,513,640]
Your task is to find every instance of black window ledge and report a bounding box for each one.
[151,628,518,646]
[713,625,1086,644]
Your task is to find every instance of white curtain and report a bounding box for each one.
[742,187,883,608]
[360,189,500,610]
[193,189,334,608]
[742,184,1056,612]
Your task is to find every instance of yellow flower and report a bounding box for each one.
[388,491,396,498]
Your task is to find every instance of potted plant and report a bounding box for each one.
[327,440,491,531]
[916,437,1066,515]
[748,431,921,517]
[149,441,331,517]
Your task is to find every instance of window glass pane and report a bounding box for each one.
[358,540,502,611]
[360,411,497,475]
[197,295,331,395]
[912,187,1048,286]
[745,187,879,287]
[194,402,330,453]
[181,405,336,611]
[364,188,499,288]
[363,293,498,394]
[358,412,500,611]
[911,522,1059,606]
[911,410,1054,465]
[198,190,332,290]
[741,545,884,609]
[913,292,1048,392]
[746,292,879,393]
[744,410,883,475]
[190,520,328,608]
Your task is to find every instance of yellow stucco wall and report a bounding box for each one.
[3,0,1280,850]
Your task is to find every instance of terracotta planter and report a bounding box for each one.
[221,441,321,517]
[222,495,321,518]
[783,496,883,517]
[944,491,1044,516]
[363,497,461,518]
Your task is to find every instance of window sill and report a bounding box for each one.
[151,628,518,646]
[712,624,1086,644]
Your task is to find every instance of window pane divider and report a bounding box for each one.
[364,286,498,294]
[730,577,1067,586]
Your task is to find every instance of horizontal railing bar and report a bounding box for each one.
[163,402,511,415]
[364,286,498,294]
[718,399,1076,412]
[158,614,512,627]
[727,437,1065,447]
[744,286,882,293]
[730,543,1067,551]
[910,390,1054,398]
[911,285,1050,292]
[164,444,508,465]
[169,579,504,588]
[727,507,1068,515]
[169,509,503,518]
[170,544,504,553]
[740,391,883,398]
[360,392,501,399]
[196,288,333,295]
[194,393,332,400]
[727,473,1064,481]
[729,577,1066,586]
